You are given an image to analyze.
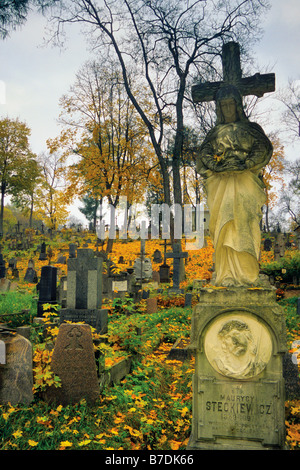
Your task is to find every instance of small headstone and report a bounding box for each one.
[24,259,38,284]
[0,332,33,405]
[159,263,170,283]
[134,257,153,281]
[153,249,163,263]
[152,271,160,283]
[39,242,47,261]
[263,238,272,251]
[46,323,99,405]
[118,256,125,264]
[297,298,300,316]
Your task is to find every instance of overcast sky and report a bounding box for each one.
[0,0,299,222]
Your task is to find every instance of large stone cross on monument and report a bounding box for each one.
[192,42,275,104]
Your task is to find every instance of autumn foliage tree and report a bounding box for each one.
[50,60,160,246]
[0,117,40,237]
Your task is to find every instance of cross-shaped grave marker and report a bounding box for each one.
[165,242,188,293]
[192,41,275,104]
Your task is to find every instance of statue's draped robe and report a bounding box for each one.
[197,121,272,286]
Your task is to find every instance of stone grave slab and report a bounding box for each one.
[46,323,99,405]
[0,332,33,405]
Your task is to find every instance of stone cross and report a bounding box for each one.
[165,242,188,292]
[192,42,275,104]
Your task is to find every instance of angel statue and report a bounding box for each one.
[197,85,273,287]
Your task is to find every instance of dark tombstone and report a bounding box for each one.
[0,254,6,279]
[263,238,272,251]
[118,255,125,264]
[283,352,300,399]
[165,243,188,293]
[37,265,58,317]
[297,298,300,316]
[142,290,150,299]
[159,263,170,283]
[39,241,47,261]
[153,249,163,264]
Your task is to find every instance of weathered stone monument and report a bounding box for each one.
[0,329,33,405]
[59,249,108,334]
[188,42,287,450]
[134,239,153,282]
[46,323,99,405]
[165,242,188,294]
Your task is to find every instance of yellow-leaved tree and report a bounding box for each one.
[49,59,161,249]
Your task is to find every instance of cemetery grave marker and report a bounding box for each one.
[45,323,99,405]
[37,265,58,317]
[24,259,38,283]
[0,330,33,405]
[165,242,188,293]
[59,249,108,334]
[188,41,286,450]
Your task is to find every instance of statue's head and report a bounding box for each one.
[215,85,248,124]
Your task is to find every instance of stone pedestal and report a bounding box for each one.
[187,286,287,450]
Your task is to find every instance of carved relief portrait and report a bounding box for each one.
[204,312,272,379]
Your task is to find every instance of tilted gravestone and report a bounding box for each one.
[0,331,33,405]
[45,323,99,405]
[59,249,108,334]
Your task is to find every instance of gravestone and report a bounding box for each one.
[46,323,99,405]
[159,263,170,283]
[39,241,47,261]
[0,330,33,405]
[134,239,152,281]
[24,259,38,284]
[37,265,58,317]
[153,249,163,264]
[165,242,188,293]
[263,238,272,252]
[0,254,6,278]
[188,42,286,450]
[188,287,287,450]
[59,249,108,334]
